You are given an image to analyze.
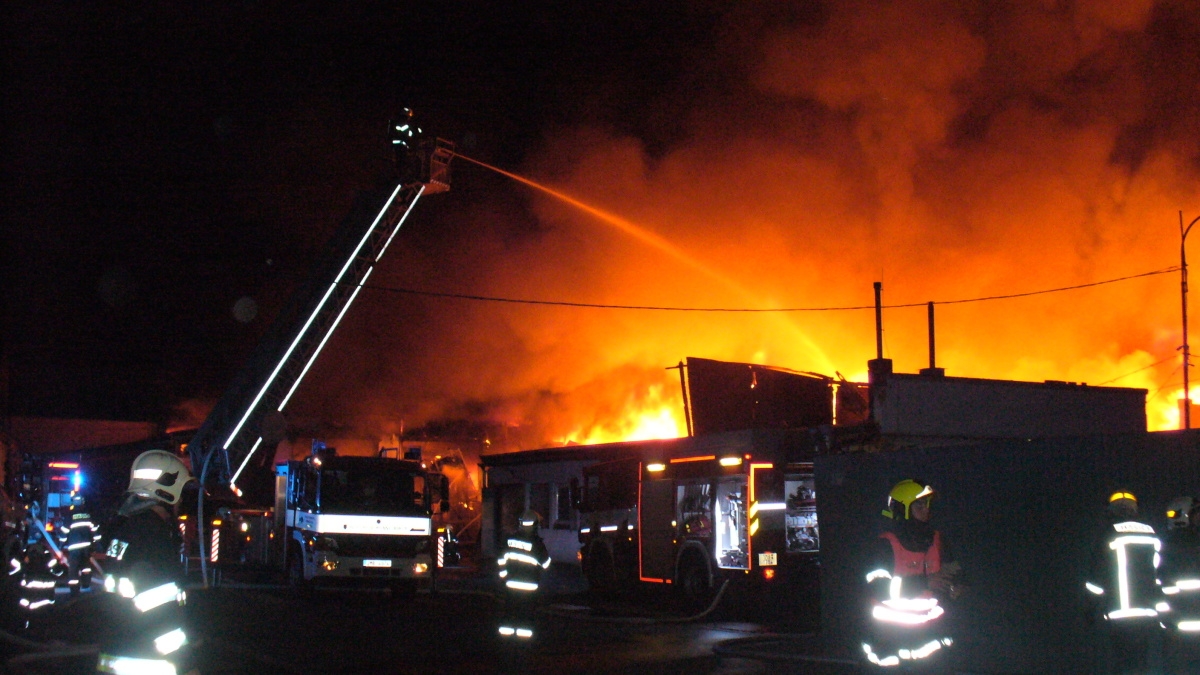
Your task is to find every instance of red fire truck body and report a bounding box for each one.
[578,445,817,601]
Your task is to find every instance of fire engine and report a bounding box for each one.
[176,114,455,584]
[578,444,817,604]
[181,442,452,594]
[274,444,449,594]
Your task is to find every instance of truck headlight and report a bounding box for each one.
[413,563,429,575]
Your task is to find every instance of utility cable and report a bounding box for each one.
[344,266,1179,313]
[1094,354,1179,386]
[1148,362,1184,401]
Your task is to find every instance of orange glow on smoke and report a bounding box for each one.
[279,2,1200,446]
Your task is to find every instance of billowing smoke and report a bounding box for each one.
[281,0,1200,445]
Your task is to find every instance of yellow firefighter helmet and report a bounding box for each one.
[883,479,934,520]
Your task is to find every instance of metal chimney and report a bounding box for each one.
[919,301,945,377]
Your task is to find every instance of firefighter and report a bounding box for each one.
[389,107,425,184]
[1085,491,1164,675]
[16,539,64,627]
[497,510,551,641]
[862,479,962,671]
[56,492,101,595]
[1160,496,1200,671]
[93,450,195,674]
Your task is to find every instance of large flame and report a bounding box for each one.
[562,384,685,446]
[278,0,1200,446]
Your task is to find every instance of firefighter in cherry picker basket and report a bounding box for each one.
[92,450,196,674]
[497,510,551,641]
[862,479,964,671]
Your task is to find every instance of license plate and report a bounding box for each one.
[363,559,392,568]
[758,552,778,566]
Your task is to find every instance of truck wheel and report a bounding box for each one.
[676,555,713,611]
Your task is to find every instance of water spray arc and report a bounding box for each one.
[450,152,835,372]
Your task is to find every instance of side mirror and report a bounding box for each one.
[440,475,451,514]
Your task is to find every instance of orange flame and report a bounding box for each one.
[561,384,685,446]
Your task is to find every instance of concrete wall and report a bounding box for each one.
[815,431,1200,674]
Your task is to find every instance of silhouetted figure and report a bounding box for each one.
[497,510,551,642]
[1161,496,1200,672]
[56,492,100,595]
[1085,491,1164,675]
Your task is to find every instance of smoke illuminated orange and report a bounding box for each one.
[281,2,1200,449]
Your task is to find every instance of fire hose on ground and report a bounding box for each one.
[539,579,732,625]
[710,633,859,667]
[532,577,859,668]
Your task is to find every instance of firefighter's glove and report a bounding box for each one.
[929,561,965,600]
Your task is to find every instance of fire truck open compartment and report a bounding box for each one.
[784,471,818,553]
[712,477,748,570]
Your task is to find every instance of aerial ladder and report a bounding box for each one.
[186,114,454,499]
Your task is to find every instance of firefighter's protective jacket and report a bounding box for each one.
[862,521,959,668]
[97,500,190,673]
[498,532,551,593]
[1159,525,1200,631]
[17,542,63,614]
[1086,517,1163,621]
[57,508,101,553]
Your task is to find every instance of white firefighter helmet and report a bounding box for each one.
[1167,496,1198,530]
[519,510,542,531]
[127,450,192,505]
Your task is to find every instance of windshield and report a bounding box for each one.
[318,463,426,515]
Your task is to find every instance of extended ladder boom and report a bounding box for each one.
[189,138,454,491]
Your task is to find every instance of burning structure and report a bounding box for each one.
[264,1,1200,452]
[479,354,1147,566]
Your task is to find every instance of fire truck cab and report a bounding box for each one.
[274,446,449,595]
[579,449,817,604]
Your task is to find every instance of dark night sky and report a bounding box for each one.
[2,2,723,424]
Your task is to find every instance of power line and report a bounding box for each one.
[347,266,1180,313]
[1094,354,1179,386]
[1148,362,1184,402]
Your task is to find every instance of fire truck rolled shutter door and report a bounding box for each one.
[640,477,675,581]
